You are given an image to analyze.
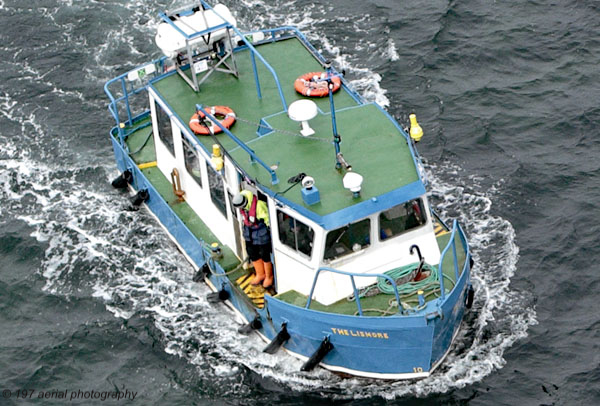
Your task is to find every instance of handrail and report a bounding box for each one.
[166,0,288,111]
[306,267,402,316]
[195,104,279,184]
[104,57,167,143]
[437,220,470,300]
[239,25,365,105]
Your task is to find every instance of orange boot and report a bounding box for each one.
[250,260,265,285]
[263,261,273,288]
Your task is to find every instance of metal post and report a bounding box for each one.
[325,63,342,167]
[121,78,133,126]
[452,238,459,281]
[250,50,262,99]
[350,276,363,316]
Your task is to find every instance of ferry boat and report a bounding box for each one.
[104,1,474,380]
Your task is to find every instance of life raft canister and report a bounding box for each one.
[189,106,236,135]
[294,71,341,97]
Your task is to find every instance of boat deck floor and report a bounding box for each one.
[121,118,241,273]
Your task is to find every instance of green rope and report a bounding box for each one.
[377,262,438,296]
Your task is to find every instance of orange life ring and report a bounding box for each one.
[294,71,341,97]
[189,106,236,135]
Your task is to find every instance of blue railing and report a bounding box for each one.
[437,220,470,300]
[196,104,279,184]
[172,0,288,111]
[305,267,402,316]
[104,57,167,144]
[238,25,365,105]
[305,221,470,315]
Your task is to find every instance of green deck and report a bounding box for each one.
[119,120,240,272]
[151,37,419,216]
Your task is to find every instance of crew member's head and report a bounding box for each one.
[232,192,247,209]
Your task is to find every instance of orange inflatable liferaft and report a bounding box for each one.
[189,106,236,135]
[294,71,341,97]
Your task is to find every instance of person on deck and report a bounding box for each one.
[232,190,274,288]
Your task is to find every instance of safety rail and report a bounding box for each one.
[306,267,402,316]
[437,220,470,300]
[196,104,279,184]
[104,57,168,144]
[239,25,365,105]
[306,220,469,315]
[166,0,288,110]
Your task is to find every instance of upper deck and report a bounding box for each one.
[149,32,424,229]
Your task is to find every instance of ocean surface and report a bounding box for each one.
[0,0,598,404]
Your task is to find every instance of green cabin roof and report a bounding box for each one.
[150,35,423,228]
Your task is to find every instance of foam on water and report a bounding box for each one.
[0,0,536,400]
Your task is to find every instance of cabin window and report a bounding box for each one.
[154,100,175,157]
[207,164,227,217]
[379,198,427,241]
[324,218,371,261]
[277,211,314,258]
[182,137,203,188]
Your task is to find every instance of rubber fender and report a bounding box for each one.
[238,316,262,335]
[465,284,475,309]
[130,189,149,206]
[301,336,334,372]
[111,170,132,189]
[263,324,290,354]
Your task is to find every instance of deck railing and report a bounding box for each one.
[437,220,470,300]
[305,220,470,314]
[194,0,288,111]
[305,267,402,316]
[104,57,167,144]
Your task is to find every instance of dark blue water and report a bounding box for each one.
[1,0,597,404]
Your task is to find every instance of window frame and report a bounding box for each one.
[276,209,315,259]
[323,217,372,262]
[206,163,227,218]
[182,136,203,188]
[378,198,428,242]
[154,99,175,157]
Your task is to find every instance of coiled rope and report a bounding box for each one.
[348,262,456,315]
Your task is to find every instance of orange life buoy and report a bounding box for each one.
[294,71,341,97]
[189,106,236,135]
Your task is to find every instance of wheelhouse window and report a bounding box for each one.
[277,211,314,258]
[154,100,175,157]
[182,137,203,188]
[324,218,371,261]
[207,164,227,217]
[379,198,427,241]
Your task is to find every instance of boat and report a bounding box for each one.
[103,0,475,380]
